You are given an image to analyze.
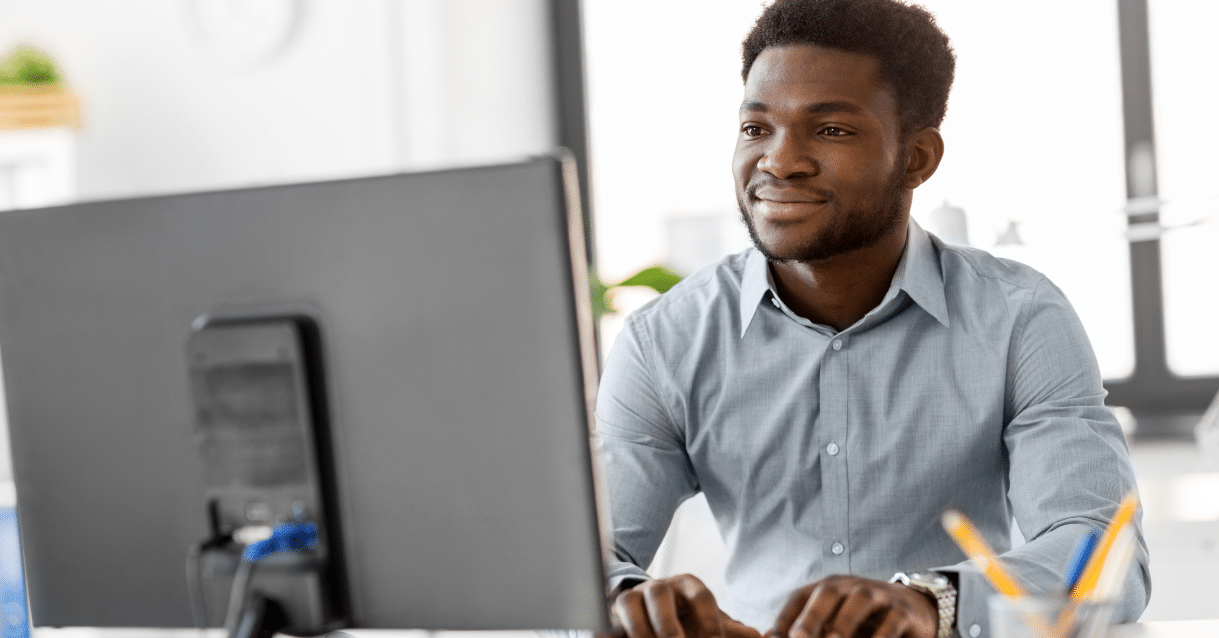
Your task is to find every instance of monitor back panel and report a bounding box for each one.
[0,156,607,630]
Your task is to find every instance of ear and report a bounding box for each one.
[901,127,945,189]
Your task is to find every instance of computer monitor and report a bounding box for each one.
[0,154,610,634]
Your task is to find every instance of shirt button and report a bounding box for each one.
[832,339,842,350]
[831,542,844,555]
[969,624,981,637]
[826,442,840,456]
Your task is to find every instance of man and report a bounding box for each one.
[595,1,1150,637]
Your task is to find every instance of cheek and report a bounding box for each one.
[823,152,889,186]
[730,146,754,190]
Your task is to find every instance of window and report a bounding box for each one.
[584,0,1135,379]
[1148,0,1219,377]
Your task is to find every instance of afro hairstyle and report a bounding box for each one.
[741,0,955,137]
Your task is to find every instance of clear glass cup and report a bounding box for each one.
[988,594,1115,638]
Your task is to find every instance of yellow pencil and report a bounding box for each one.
[941,509,1028,597]
[943,510,1061,638]
[1070,490,1139,600]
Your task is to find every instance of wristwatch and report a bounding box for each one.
[890,571,956,638]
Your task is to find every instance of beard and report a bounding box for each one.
[737,154,910,264]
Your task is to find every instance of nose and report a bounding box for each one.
[756,131,817,179]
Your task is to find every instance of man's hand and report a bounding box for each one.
[767,575,937,638]
[610,574,763,638]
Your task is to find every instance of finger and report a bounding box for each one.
[722,614,763,638]
[672,574,726,638]
[642,582,687,638]
[870,608,912,638]
[789,583,845,638]
[614,588,661,638]
[826,586,882,638]
[769,586,813,638]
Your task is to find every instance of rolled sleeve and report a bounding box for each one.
[943,277,1150,636]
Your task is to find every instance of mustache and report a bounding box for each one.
[745,179,834,202]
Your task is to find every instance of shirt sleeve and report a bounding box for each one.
[595,313,701,593]
[936,276,1151,636]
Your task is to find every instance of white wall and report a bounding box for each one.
[0,0,556,202]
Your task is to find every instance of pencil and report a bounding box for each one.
[1063,528,1101,591]
[1087,526,1137,603]
[940,509,1027,597]
[1070,491,1139,600]
[942,510,1060,638]
[1050,528,1137,638]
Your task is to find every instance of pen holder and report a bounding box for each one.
[988,594,1114,638]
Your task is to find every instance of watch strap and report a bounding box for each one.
[890,571,956,638]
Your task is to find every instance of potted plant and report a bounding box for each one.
[0,45,81,130]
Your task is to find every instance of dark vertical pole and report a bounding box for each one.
[1116,0,1168,383]
[1106,0,1219,432]
[549,0,595,267]
[548,0,605,365]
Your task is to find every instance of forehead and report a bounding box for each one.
[742,44,897,120]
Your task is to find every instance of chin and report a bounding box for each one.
[752,234,824,263]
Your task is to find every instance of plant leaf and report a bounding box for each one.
[589,270,615,316]
[0,45,62,86]
[615,265,683,294]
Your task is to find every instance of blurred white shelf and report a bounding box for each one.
[0,126,76,211]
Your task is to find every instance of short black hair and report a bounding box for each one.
[741,0,955,136]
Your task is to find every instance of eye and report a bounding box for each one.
[741,124,765,138]
[820,126,852,137]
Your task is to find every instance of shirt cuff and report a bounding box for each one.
[933,566,989,638]
[607,561,651,596]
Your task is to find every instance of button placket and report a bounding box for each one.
[819,330,850,570]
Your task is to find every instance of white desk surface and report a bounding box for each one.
[21,622,1219,637]
[1111,619,1219,637]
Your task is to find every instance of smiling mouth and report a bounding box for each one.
[750,183,832,205]
[756,196,828,205]
[752,197,829,222]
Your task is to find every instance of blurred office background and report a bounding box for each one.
[0,0,1215,634]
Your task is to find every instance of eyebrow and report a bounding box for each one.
[740,100,864,116]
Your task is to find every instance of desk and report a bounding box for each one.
[1111,619,1219,636]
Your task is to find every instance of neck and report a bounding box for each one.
[769,220,909,332]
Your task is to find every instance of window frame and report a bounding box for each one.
[555,0,1219,433]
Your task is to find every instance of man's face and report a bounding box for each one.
[733,44,911,263]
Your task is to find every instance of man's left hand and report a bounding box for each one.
[766,574,938,638]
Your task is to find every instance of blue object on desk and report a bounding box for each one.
[0,508,29,638]
[242,521,319,562]
[1064,527,1102,592]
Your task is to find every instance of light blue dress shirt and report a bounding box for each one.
[595,220,1149,636]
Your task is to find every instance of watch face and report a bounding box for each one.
[913,572,949,586]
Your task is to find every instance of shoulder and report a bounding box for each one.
[933,238,1048,293]
[930,237,1076,314]
[930,237,1089,364]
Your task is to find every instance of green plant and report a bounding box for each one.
[590,265,683,317]
[0,45,62,87]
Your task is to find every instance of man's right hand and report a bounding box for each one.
[610,574,762,638]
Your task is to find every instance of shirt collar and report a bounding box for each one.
[737,218,949,338]
[739,248,771,337]
[892,218,950,328]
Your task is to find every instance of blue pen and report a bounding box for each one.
[1064,528,1102,592]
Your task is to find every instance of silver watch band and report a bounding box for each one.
[890,571,956,638]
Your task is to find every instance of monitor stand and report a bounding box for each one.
[230,592,289,638]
